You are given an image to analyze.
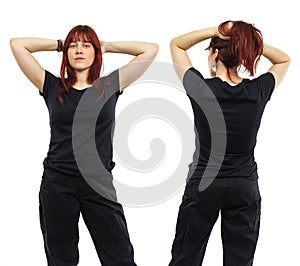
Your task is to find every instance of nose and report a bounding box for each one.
[76,44,83,54]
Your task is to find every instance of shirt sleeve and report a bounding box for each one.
[256,72,275,100]
[39,70,61,103]
[183,67,210,99]
[183,67,204,87]
[93,69,121,100]
[107,69,121,95]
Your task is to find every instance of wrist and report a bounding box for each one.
[210,26,219,37]
[100,40,108,54]
[56,39,63,52]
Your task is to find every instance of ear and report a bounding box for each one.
[213,48,219,60]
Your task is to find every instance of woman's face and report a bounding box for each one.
[67,41,95,72]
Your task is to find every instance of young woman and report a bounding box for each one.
[10,25,158,266]
[169,20,290,265]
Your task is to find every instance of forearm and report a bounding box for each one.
[102,41,158,57]
[170,27,218,51]
[103,41,158,91]
[263,43,290,65]
[262,43,290,88]
[10,37,58,53]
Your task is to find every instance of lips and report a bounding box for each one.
[75,57,85,60]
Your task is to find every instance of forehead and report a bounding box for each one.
[71,31,90,42]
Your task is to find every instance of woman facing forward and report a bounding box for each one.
[169,20,290,266]
[10,25,158,266]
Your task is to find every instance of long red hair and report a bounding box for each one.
[208,20,263,77]
[58,25,103,105]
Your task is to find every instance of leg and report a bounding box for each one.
[169,181,221,266]
[78,177,137,266]
[221,179,261,266]
[39,170,81,266]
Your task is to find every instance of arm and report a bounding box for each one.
[262,44,290,88]
[10,38,58,92]
[170,26,219,81]
[101,41,159,91]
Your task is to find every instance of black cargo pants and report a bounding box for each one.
[169,177,261,266]
[39,169,137,266]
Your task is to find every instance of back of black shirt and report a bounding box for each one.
[183,67,275,180]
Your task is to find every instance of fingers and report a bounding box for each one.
[217,20,234,40]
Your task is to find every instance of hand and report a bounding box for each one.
[217,20,234,40]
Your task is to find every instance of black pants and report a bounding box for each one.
[39,169,137,266]
[168,178,261,266]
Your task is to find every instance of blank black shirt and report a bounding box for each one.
[40,69,121,177]
[183,67,275,180]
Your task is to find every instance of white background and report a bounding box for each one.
[1,0,299,265]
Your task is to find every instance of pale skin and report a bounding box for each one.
[10,37,158,93]
[170,25,290,88]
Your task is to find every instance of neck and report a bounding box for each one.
[216,64,242,85]
[73,70,91,89]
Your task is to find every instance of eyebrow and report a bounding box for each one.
[71,40,91,43]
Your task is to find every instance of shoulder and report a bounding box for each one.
[244,72,275,100]
[43,70,61,89]
[44,70,60,83]
[183,67,204,82]
[247,72,275,85]
[93,69,121,99]
[257,72,275,86]
[247,72,275,92]
[183,67,205,88]
[181,67,220,98]
[40,70,61,97]
[102,69,120,90]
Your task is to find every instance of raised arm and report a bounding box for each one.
[10,38,58,92]
[101,41,159,91]
[170,27,220,81]
[262,44,290,88]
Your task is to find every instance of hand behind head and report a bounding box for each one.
[217,20,234,40]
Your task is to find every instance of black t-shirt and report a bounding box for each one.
[183,67,275,181]
[40,69,121,177]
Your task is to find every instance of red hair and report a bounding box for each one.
[208,20,263,77]
[58,25,103,105]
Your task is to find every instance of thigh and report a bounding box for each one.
[78,177,136,266]
[221,179,261,266]
[39,170,81,265]
[169,181,221,266]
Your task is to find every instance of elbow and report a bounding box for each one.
[9,38,17,50]
[281,51,291,65]
[170,38,178,48]
[148,43,159,59]
[152,42,159,54]
[282,54,291,70]
[286,54,291,65]
[10,38,22,52]
[170,38,183,52]
[170,36,183,47]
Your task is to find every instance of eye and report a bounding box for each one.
[69,43,76,48]
[83,43,92,48]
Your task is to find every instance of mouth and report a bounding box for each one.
[75,57,85,60]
